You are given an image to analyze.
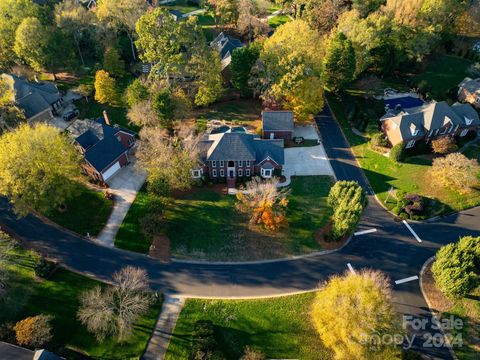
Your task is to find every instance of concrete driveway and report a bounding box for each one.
[96,161,146,247]
[283,144,334,178]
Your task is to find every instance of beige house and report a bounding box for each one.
[458,77,480,108]
[381,101,479,148]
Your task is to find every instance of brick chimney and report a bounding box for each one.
[103,110,111,126]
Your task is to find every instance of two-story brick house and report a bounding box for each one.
[261,110,294,140]
[381,101,479,148]
[194,132,284,188]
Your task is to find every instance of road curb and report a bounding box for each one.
[419,257,458,360]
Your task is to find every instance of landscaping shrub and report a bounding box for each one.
[34,257,56,279]
[432,137,458,154]
[147,177,171,197]
[140,213,164,238]
[390,143,405,162]
[328,181,367,240]
[370,132,388,148]
[432,236,480,299]
[14,314,53,347]
[241,346,266,360]
[392,193,426,220]
[190,320,226,360]
[144,195,169,215]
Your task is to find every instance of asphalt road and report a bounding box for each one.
[0,105,478,359]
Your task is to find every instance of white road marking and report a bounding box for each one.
[347,263,356,274]
[395,275,419,285]
[354,228,377,236]
[402,220,422,243]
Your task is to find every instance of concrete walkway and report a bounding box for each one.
[96,163,146,247]
[142,295,185,360]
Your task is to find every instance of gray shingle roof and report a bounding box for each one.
[381,101,479,141]
[459,77,480,95]
[201,132,284,165]
[262,111,294,131]
[210,32,243,61]
[0,342,33,360]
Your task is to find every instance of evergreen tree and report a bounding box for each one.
[323,31,355,93]
[231,44,260,97]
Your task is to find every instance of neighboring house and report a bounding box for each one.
[0,341,62,360]
[195,132,284,188]
[69,112,136,183]
[381,101,480,148]
[262,110,294,140]
[458,77,480,108]
[0,73,63,122]
[169,9,184,21]
[210,32,244,70]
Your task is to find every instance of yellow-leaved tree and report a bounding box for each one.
[94,69,118,105]
[255,20,324,121]
[0,124,80,216]
[312,270,403,360]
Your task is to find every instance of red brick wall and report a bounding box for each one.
[262,130,293,140]
[116,131,136,149]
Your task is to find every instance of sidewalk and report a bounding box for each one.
[142,295,185,360]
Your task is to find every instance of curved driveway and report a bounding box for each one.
[1,105,478,359]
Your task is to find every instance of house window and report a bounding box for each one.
[238,160,243,167]
[212,169,217,177]
[261,168,273,178]
[220,160,224,167]
[220,169,225,177]
[246,160,251,167]
[212,161,217,168]
[406,140,416,149]
[128,137,135,146]
[191,169,202,178]
[460,129,469,137]
[238,169,243,177]
[246,169,251,176]
[440,127,448,135]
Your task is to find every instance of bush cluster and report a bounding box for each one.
[190,320,225,360]
[392,192,426,220]
[389,143,405,162]
[327,181,367,240]
[34,257,56,279]
[370,132,388,148]
[432,236,480,299]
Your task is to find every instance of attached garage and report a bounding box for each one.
[102,161,121,181]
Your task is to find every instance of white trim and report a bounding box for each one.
[246,160,251,167]
[219,160,224,167]
[460,128,469,137]
[406,139,415,149]
[261,168,273,178]
[212,169,217,177]
[212,160,217,168]
[220,169,225,177]
[238,160,243,167]
[238,169,243,177]
[191,169,203,178]
[246,169,251,176]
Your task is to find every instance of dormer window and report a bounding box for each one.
[465,117,473,126]
[410,123,419,137]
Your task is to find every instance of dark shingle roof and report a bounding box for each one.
[210,32,243,61]
[75,129,99,151]
[262,111,294,131]
[201,133,284,165]
[0,341,33,360]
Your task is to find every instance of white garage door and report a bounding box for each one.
[102,161,121,181]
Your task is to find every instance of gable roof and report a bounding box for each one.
[381,101,480,141]
[459,77,480,95]
[73,119,131,173]
[210,32,243,61]
[262,111,295,131]
[201,132,284,165]
[0,341,33,360]
[0,73,61,118]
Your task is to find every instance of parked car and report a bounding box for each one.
[63,109,79,121]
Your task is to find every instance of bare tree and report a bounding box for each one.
[127,100,160,128]
[236,177,290,231]
[430,152,480,193]
[78,266,152,342]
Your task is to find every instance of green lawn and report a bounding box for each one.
[197,99,263,123]
[165,292,331,360]
[267,14,290,28]
[162,0,200,13]
[327,94,480,217]
[116,176,333,260]
[43,183,113,237]
[1,248,162,359]
[413,54,473,101]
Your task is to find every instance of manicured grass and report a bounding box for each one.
[443,287,480,360]
[267,14,290,28]
[1,248,162,359]
[43,183,113,237]
[327,94,480,217]
[116,176,333,260]
[115,186,152,253]
[162,0,200,13]
[197,99,263,123]
[165,292,331,360]
[413,54,472,101]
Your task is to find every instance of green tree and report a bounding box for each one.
[0,124,80,216]
[152,90,175,130]
[323,31,355,93]
[103,47,126,77]
[13,17,50,72]
[231,44,260,97]
[432,236,480,299]
[389,143,405,162]
[351,0,385,17]
[257,19,324,121]
[124,78,149,107]
[0,0,41,69]
[208,0,239,25]
[312,270,402,360]
[94,70,118,105]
